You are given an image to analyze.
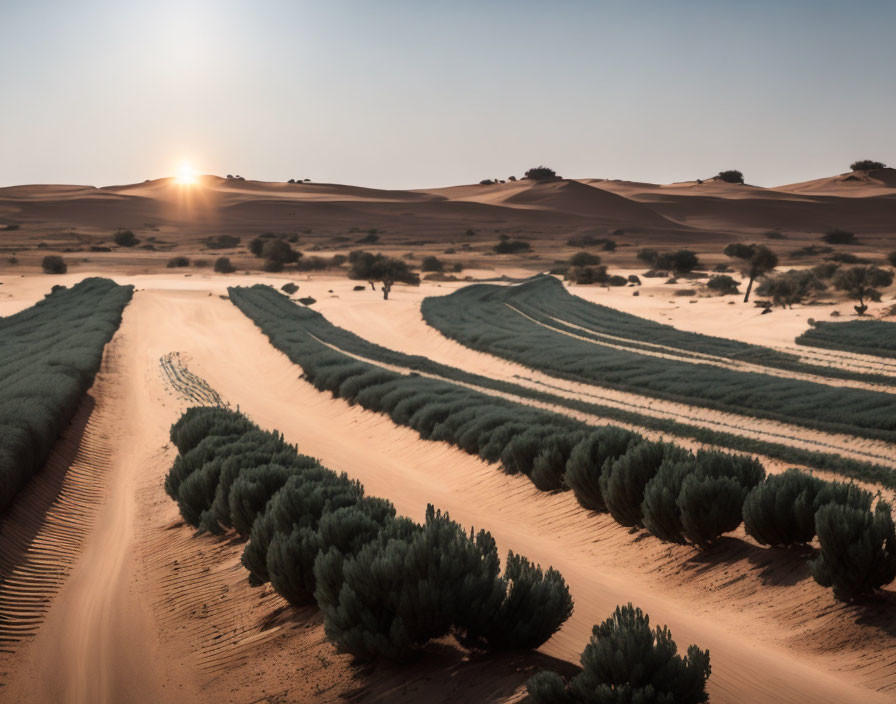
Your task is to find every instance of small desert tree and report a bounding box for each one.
[717,169,744,184]
[833,265,893,315]
[527,604,711,704]
[347,250,420,300]
[723,243,778,302]
[525,166,558,180]
[850,160,886,171]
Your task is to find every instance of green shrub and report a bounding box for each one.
[706,274,739,295]
[601,442,689,527]
[113,229,139,247]
[527,603,711,704]
[214,257,235,273]
[717,169,743,184]
[850,160,886,171]
[228,463,298,537]
[569,251,601,267]
[530,432,586,492]
[421,255,444,272]
[41,255,67,274]
[564,427,638,511]
[743,469,825,546]
[811,501,896,601]
[823,229,857,245]
[525,166,558,180]
[678,474,749,547]
[494,239,532,254]
[0,278,132,513]
[167,256,190,268]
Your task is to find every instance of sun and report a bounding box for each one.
[174,160,198,185]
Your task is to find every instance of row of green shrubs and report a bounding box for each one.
[420,277,896,442]
[0,278,133,513]
[165,406,573,661]
[796,319,896,360]
[226,285,896,600]
[226,284,895,487]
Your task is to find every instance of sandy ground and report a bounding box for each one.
[2,273,896,703]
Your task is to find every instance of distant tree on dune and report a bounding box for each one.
[822,228,858,245]
[525,166,559,181]
[113,229,139,247]
[723,243,778,302]
[756,270,825,308]
[833,265,893,315]
[850,159,886,171]
[717,170,744,184]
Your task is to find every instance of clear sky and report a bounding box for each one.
[1,0,893,189]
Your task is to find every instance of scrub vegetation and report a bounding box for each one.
[0,277,133,513]
[165,406,573,661]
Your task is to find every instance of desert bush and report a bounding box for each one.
[706,274,739,295]
[113,229,139,247]
[530,432,587,492]
[822,229,857,245]
[421,255,444,272]
[0,278,133,513]
[851,160,886,171]
[564,427,639,511]
[565,265,608,285]
[756,270,825,308]
[717,169,744,184]
[607,275,627,287]
[348,250,420,299]
[742,469,825,547]
[298,296,316,306]
[494,239,532,254]
[280,282,299,294]
[262,239,299,264]
[167,256,190,268]
[228,463,298,537]
[811,501,896,601]
[638,249,700,273]
[527,603,711,704]
[833,265,893,315]
[641,450,763,546]
[569,251,601,267]
[41,255,67,274]
[319,505,570,660]
[214,257,235,273]
[525,166,558,180]
[601,441,689,527]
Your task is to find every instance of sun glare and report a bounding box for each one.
[175,160,198,185]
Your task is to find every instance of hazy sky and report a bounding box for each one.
[1,0,894,188]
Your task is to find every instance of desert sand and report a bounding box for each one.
[1,172,896,703]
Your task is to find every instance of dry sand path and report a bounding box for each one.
[2,285,895,703]
[1,298,196,704]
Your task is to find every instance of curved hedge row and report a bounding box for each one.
[796,319,896,359]
[227,285,896,600]
[0,278,134,513]
[227,284,895,487]
[420,277,896,443]
[165,406,573,661]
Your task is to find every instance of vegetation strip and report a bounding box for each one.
[227,285,896,604]
[797,319,896,360]
[230,284,895,486]
[0,277,133,514]
[420,276,896,443]
[165,406,573,661]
